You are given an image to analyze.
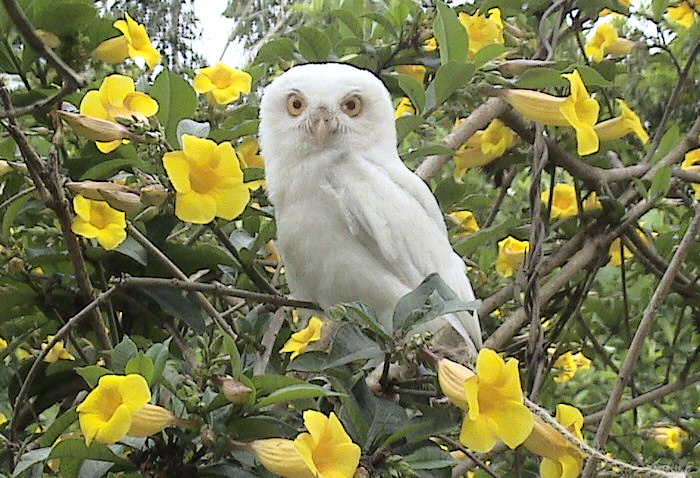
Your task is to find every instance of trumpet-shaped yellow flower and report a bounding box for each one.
[560,70,600,156]
[653,426,688,452]
[496,236,529,278]
[607,228,650,266]
[163,135,250,224]
[453,119,516,181]
[126,403,177,438]
[395,64,427,84]
[71,195,127,251]
[250,438,315,478]
[667,2,698,28]
[459,349,533,452]
[395,97,415,118]
[448,210,480,238]
[79,74,159,153]
[541,184,579,220]
[553,351,591,383]
[585,23,635,63]
[42,336,76,363]
[280,316,323,360]
[77,374,151,446]
[294,410,362,478]
[681,148,700,199]
[524,405,584,478]
[93,13,161,69]
[595,99,649,144]
[424,36,438,51]
[583,191,604,212]
[238,137,265,169]
[0,336,7,350]
[193,62,252,106]
[458,8,504,58]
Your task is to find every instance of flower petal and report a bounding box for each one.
[94,404,133,445]
[163,151,192,193]
[211,184,250,221]
[489,398,534,449]
[93,36,130,64]
[79,91,110,120]
[175,191,217,224]
[96,224,127,250]
[72,219,100,239]
[459,413,499,453]
[124,92,159,117]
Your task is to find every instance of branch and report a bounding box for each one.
[0,83,77,119]
[0,0,86,88]
[581,202,700,478]
[113,275,320,310]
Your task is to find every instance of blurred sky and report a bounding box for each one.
[193,0,245,67]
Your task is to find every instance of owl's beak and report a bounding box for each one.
[311,107,333,147]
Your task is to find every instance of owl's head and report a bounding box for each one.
[259,63,397,161]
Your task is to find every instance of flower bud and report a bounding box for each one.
[436,357,475,411]
[127,404,176,437]
[140,184,168,207]
[249,438,314,478]
[58,111,139,142]
[213,375,252,405]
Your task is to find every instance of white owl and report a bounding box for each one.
[259,63,481,361]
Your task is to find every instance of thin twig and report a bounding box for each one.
[438,435,501,478]
[581,202,700,478]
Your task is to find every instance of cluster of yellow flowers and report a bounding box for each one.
[552,351,592,383]
[66,14,255,251]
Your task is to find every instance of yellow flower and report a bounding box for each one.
[0,412,7,427]
[582,191,603,212]
[595,99,649,144]
[71,195,127,251]
[448,210,480,238]
[496,236,529,278]
[93,13,161,69]
[294,410,361,478]
[424,36,438,51]
[559,70,600,156]
[541,184,579,220]
[79,74,159,153]
[553,351,591,383]
[500,89,570,126]
[395,64,427,84]
[524,405,584,478]
[76,374,151,446]
[458,8,505,58]
[453,118,516,181]
[459,349,533,452]
[653,426,688,452]
[42,336,76,363]
[667,2,698,28]
[280,316,323,360]
[193,62,252,106]
[238,137,265,169]
[126,403,177,438]
[585,23,635,63]
[162,135,250,224]
[607,237,634,266]
[250,438,314,478]
[681,148,700,199]
[395,97,415,118]
[0,336,7,350]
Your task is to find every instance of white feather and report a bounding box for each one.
[259,63,482,352]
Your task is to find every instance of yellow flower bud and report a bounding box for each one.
[127,404,176,437]
[249,438,315,478]
[437,357,475,410]
[59,111,139,143]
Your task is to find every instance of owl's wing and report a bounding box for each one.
[325,153,480,346]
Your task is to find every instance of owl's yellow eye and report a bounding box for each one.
[287,94,306,116]
[341,95,362,117]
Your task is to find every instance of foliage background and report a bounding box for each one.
[0,0,699,477]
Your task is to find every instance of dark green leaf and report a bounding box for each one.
[125,352,155,384]
[255,38,295,64]
[649,165,672,200]
[575,65,613,87]
[473,43,507,69]
[433,1,469,64]
[651,124,679,164]
[145,339,171,386]
[426,62,474,110]
[343,301,392,342]
[40,408,78,447]
[453,220,510,257]
[403,446,456,470]
[79,157,147,180]
[75,365,112,389]
[295,27,331,62]
[151,69,198,146]
[49,438,134,469]
[141,287,206,333]
[396,115,425,143]
[114,236,147,266]
[288,324,382,372]
[515,67,567,89]
[329,9,363,37]
[111,336,138,374]
[396,74,426,115]
[362,13,398,37]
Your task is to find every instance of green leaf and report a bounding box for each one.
[393,274,479,335]
[295,27,331,62]
[75,365,112,389]
[255,38,295,64]
[33,2,96,37]
[125,352,155,384]
[114,236,147,266]
[176,119,210,143]
[515,67,567,89]
[400,145,454,162]
[343,301,392,343]
[151,69,198,147]
[403,446,456,470]
[426,62,474,110]
[396,115,425,143]
[362,12,398,37]
[329,9,363,37]
[396,74,426,115]
[40,408,79,447]
[473,43,507,69]
[433,1,469,64]
[2,193,31,244]
[288,324,382,372]
[651,124,679,164]
[574,65,613,87]
[145,339,171,386]
[79,157,147,180]
[12,447,51,477]
[141,287,206,333]
[649,165,672,199]
[252,384,342,408]
[111,335,138,374]
[49,438,134,469]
